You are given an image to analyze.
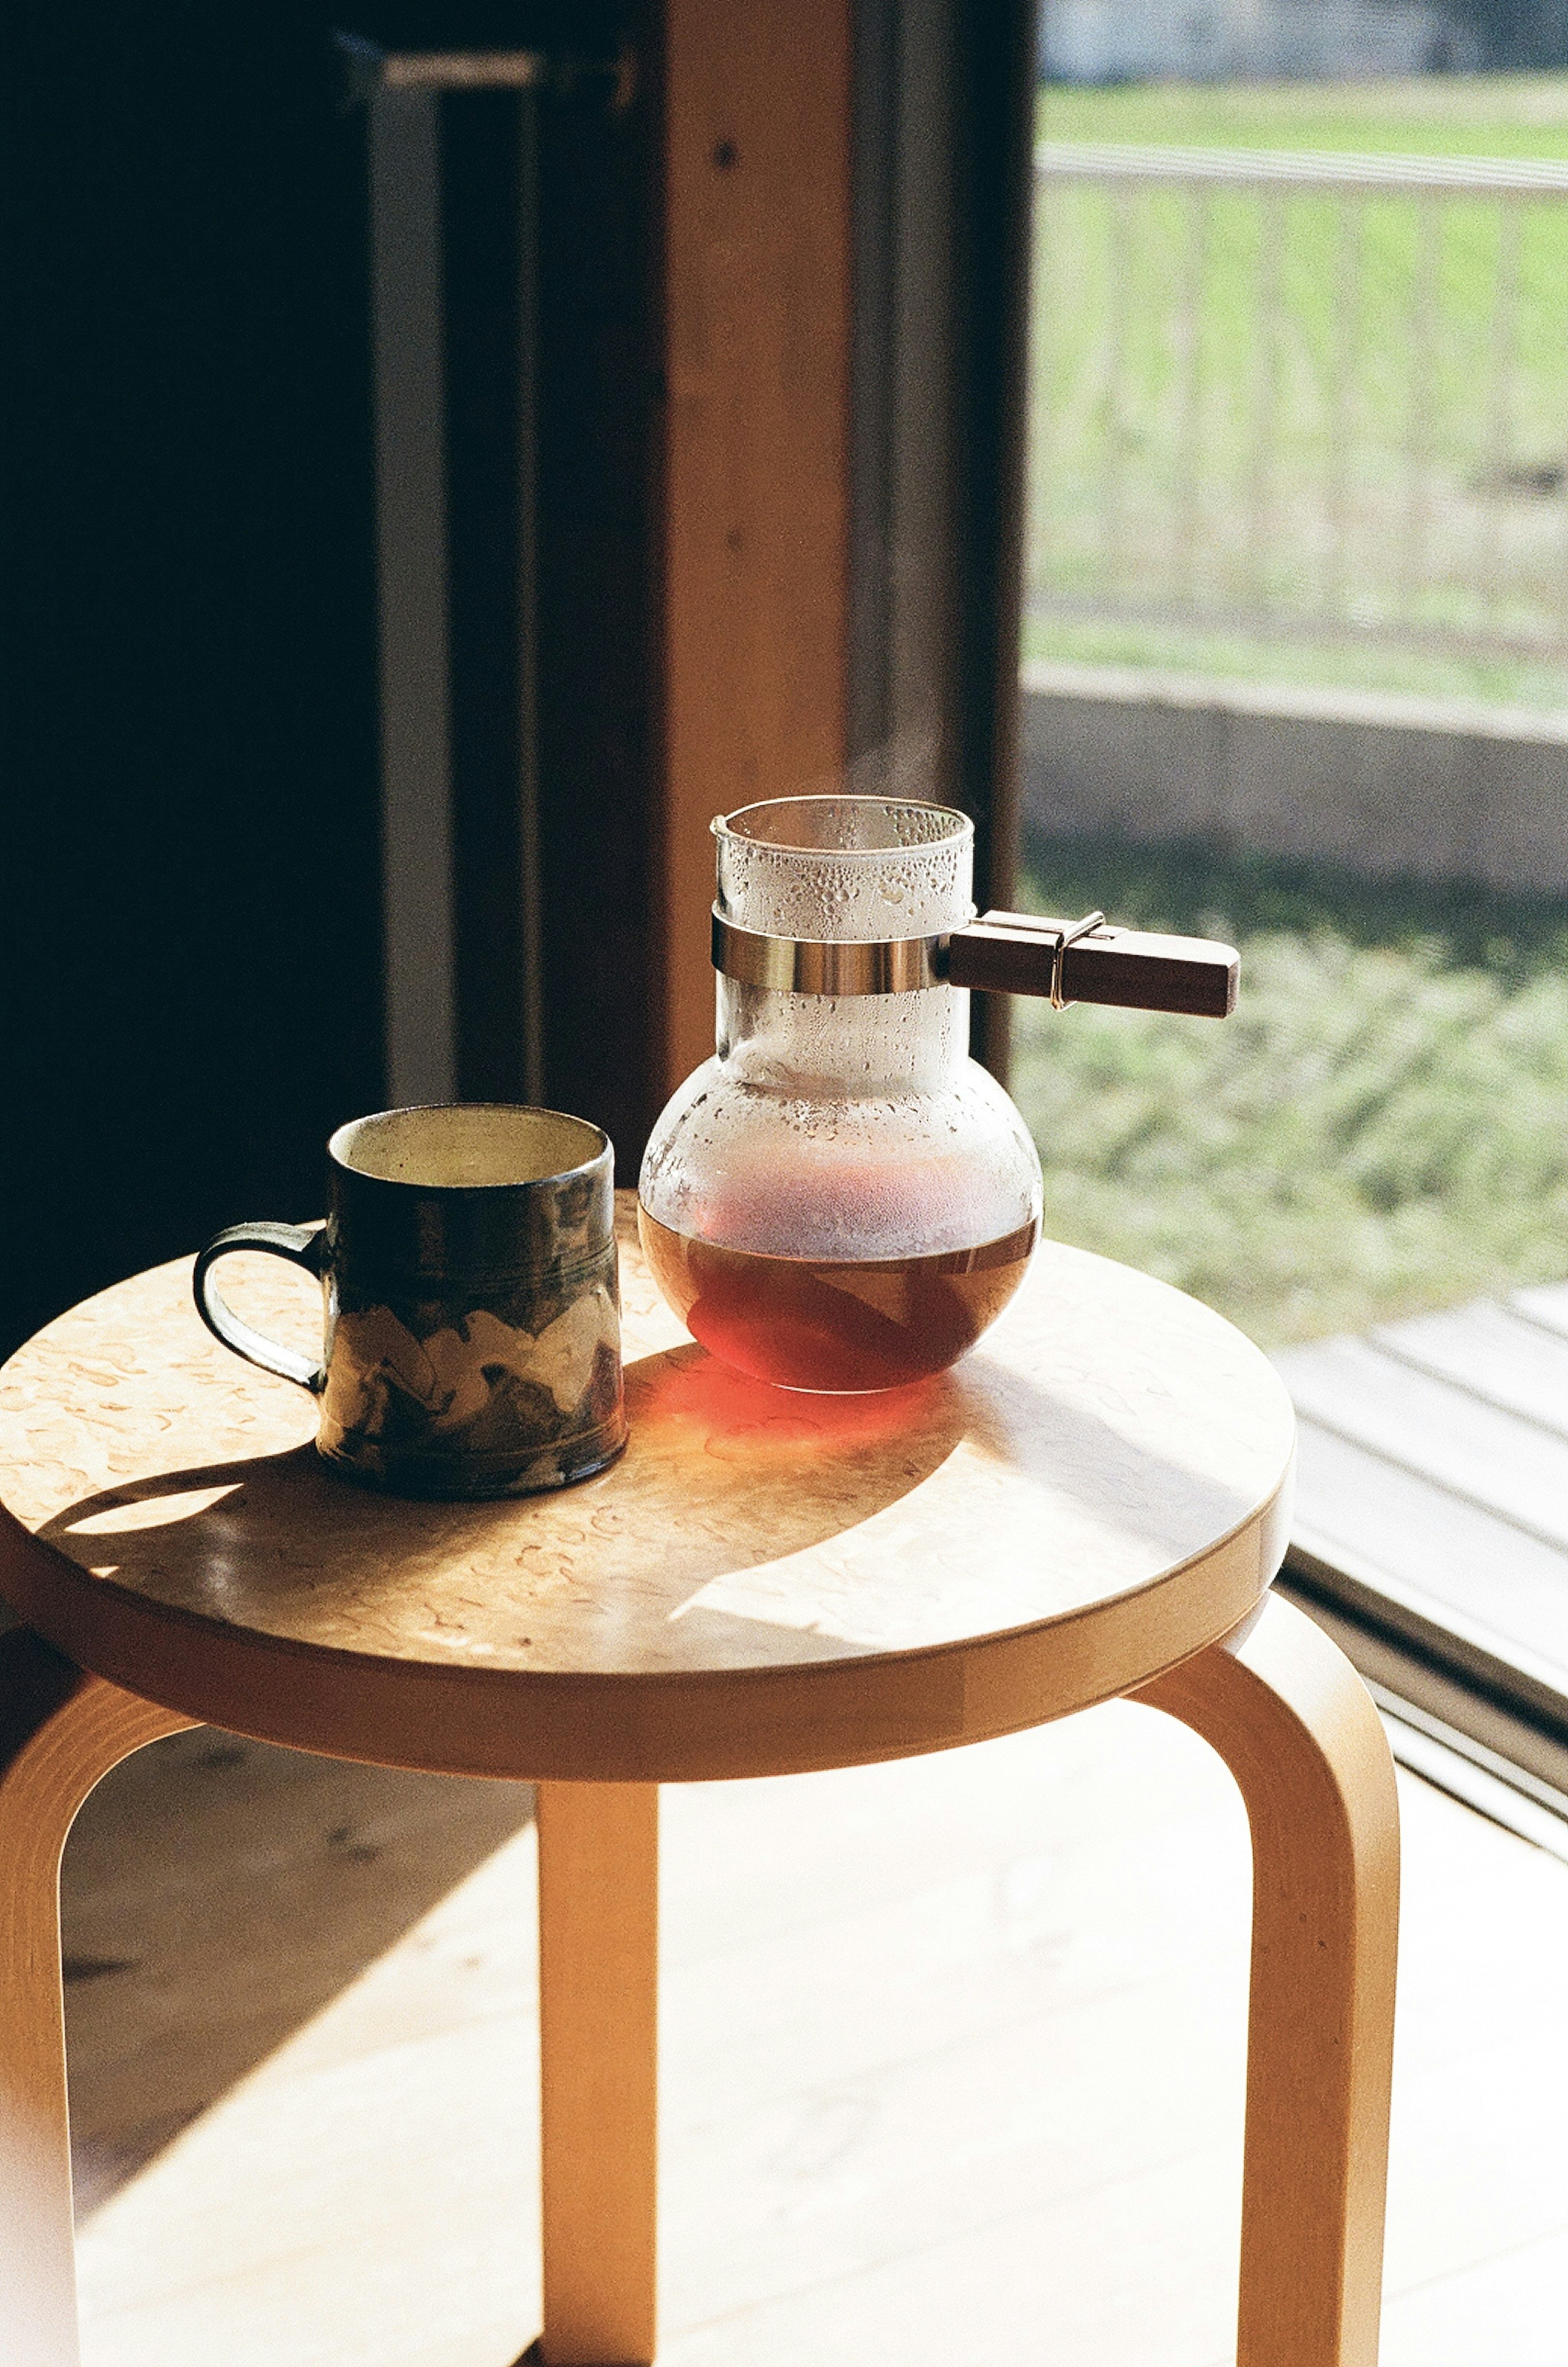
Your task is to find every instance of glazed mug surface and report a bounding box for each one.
[193,1104,626,1498]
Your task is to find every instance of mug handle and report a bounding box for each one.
[193,1221,329,1393]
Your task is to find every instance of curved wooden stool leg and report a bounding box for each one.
[536,1781,659,2367]
[1135,1591,1399,2367]
[0,1629,196,2367]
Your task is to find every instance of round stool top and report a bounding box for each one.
[0,1195,1293,1782]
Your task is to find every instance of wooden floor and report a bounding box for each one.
[59,1693,1568,2367]
[1276,1280,1568,1681]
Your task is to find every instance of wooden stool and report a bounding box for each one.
[0,1195,1397,2367]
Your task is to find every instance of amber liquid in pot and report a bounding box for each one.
[639,1207,1038,1393]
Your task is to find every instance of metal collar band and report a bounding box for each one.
[711,905,1109,1003]
[712,909,954,996]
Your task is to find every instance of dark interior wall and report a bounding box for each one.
[950,0,1037,1069]
[4,7,383,1355]
[2,2,664,1353]
[436,8,665,1151]
[442,87,531,1104]
[533,0,666,1170]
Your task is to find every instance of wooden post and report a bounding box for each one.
[0,1634,194,2367]
[661,0,855,1094]
[1138,1594,1400,2367]
[536,1781,659,2366]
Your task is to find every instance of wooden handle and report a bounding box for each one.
[948,911,1239,1018]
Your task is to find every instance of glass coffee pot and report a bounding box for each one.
[639,796,1236,1394]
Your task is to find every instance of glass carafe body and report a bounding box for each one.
[638,796,1043,1392]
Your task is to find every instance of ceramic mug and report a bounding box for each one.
[193,1104,627,1498]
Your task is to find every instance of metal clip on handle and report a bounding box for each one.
[946,910,1239,1017]
[1042,910,1105,1010]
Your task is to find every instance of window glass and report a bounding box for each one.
[1019,60,1568,1349]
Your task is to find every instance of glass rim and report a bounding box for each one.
[711,793,974,858]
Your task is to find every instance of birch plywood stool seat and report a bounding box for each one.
[0,1193,1398,2367]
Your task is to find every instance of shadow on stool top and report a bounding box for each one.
[0,1196,1294,1783]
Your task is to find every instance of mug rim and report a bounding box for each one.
[327,1103,612,1196]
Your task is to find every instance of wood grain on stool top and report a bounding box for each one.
[0,1197,1294,1783]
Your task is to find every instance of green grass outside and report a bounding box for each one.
[1020,611,1568,708]
[1010,840,1568,1346]
[1039,72,1568,158]
[1025,603,1568,725]
[1029,77,1568,706]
